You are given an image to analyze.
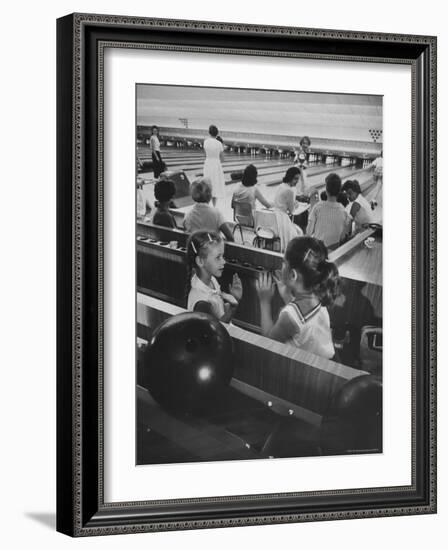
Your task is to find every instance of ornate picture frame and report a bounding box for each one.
[56,13,436,536]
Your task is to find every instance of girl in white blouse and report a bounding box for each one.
[256,236,340,359]
[186,231,243,323]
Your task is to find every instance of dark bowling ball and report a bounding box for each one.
[142,312,234,413]
[321,375,382,454]
[332,375,382,419]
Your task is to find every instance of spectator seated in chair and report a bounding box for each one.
[184,177,234,241]
[152,179,178,229]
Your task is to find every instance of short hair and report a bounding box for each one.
[242,164,258,187]
[337,191,349,208]
[300,136,311,147]
[342,179,362,195]
[151,125,159,133]
[325,172,342,197]
[191,177,212,203]
[283,166,301,184]
[154,179,176,203]
[208,125,219,137]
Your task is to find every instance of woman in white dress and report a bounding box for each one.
[203,125,226,206]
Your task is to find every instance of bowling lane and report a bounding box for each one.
[147,164,379,227]
[329,228,382,287]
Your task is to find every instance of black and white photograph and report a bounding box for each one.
[135,84,384,465]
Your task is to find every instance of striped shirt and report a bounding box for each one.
[279,300,335,359]
[306,200,350,248]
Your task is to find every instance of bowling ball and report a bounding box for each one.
[321,375,382,454]
[142,312,234,413]
[332,375,382,420]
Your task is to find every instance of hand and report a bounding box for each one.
[229,274,243,302]
[222,292,238,307]
[256,272,275,303]
[273,270,292,304]
[309,190,319,208]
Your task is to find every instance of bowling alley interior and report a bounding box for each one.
[135,84,383,465]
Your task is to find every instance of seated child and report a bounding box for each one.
[184,178,234,241]
[186,231,243,323]
[306,172,351,249]
[152,179,177,228]
[341,179,374,231]
[256,236,340,359]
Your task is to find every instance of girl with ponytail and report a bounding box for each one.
[256,236,340,358]
[185,230,243,323]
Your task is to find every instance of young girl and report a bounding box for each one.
[256,236,339,359]
[186,231,243,323]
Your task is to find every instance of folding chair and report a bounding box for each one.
[253,209,281,251]
[232,201,255,244]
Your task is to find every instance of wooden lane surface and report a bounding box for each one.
[137,294,369,426]
[329,228,382,287]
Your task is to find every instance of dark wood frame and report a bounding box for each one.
[56,13,437,536]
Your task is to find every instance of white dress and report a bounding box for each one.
[203,138,226,199]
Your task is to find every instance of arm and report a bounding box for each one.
[255,187,272,209]
[215,208,234,241]
[296,168,307,195]
[350,202,361,219]
[287,188,295,215]
[341,212,352,241]
[268,309,300,343]
[306,204,317,235]
[219,222,234,242]
[273,271,293,304]
[194,300,235,324]
[256,272,276,336]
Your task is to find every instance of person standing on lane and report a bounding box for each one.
[203,125,226,207]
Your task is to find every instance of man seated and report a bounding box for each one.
[306,173,351,249]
